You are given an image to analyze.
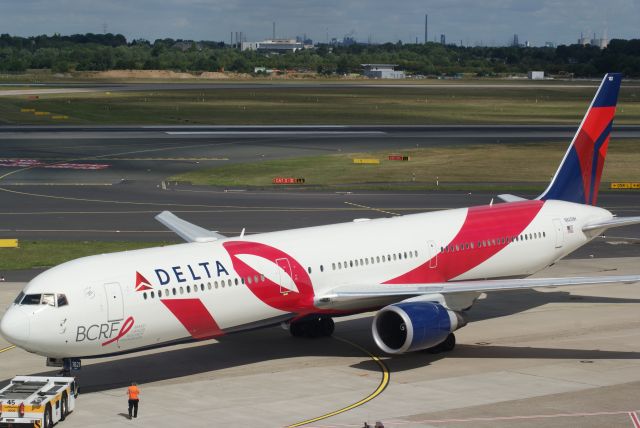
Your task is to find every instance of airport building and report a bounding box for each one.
[242,39,306,53]
[528,71,545,80]
[362,64,405,79]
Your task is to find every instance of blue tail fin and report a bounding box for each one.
[538,73,622,205]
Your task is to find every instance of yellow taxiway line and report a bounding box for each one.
[286,337,390,428]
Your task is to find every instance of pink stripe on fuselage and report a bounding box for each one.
[384,200,544,284]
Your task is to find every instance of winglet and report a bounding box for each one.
[155,211,226,243]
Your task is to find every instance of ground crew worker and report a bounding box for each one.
[127,382,140,419]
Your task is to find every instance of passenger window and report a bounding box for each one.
[320,265,324,272]
[350,261,353,268]
[543,231,546,237]
[228,279,233,287]
[208,282,212,290]
[201,284,205,291]
[247,276,252,285]
[332,263,336,270]
[143,292,148,300]
[338,262,342,269]
[180,287,184,294]
[57,294,68,307]
[260,274,265,282]
[235,278,239,286]
[41,294,55,306]
[355,260,359,267]
[308,267,312,274]
[158,290,162,298]
[186,286,191,293]
[414,250,418,257]
[172,288,177,296]
[151,291,155,299]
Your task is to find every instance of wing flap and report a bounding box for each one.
[155,211,226,243]
[316,275,640,306]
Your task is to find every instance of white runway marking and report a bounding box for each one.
[165,131,386,135]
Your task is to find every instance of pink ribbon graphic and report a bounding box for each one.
[101,316,134,346]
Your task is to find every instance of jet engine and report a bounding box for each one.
[372,300,466,354]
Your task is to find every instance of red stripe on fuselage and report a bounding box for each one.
[161,298,224,339]
[384,200,544,284]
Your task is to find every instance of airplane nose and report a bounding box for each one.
[0,307,30,346]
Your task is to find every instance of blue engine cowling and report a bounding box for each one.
[372,301,466,354]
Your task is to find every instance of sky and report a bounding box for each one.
[1,0,638,46]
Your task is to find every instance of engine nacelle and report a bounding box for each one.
[372,301,466,354]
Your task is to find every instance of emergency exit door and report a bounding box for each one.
[104,282,124,322]
[552,218,564,249]
[275,258,296,295]
[427,240,438,268]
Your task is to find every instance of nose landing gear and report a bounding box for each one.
[289,316,335,338]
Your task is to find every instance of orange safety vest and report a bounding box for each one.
[128,385,140,400]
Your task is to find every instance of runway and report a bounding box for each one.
[1,126,639,278]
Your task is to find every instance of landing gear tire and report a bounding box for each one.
[290,317,334,338]
[61,392,68,421]
[44,404,53,428]
[426,333,456,354]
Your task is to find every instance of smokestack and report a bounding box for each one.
[424,14,428,44]
[230,31,233,47]
[272,22,276,39]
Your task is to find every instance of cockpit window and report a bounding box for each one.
[13,292,25,304]
[41,294,55,306]
[57,294,68,307]
[21,294,42,305]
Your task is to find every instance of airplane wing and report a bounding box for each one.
[155,211,226,242]
[583,216,640,232]
[497,194,527,202]
[314,275,640,306]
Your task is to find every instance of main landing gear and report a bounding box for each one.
[425,333,456,354]
[289,316,335,338]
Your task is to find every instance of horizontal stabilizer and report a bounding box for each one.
[155,211,226,243]
[583,216,640,232]
[497,194,527,203]
[315,275,640,306]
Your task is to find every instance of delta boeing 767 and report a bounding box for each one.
[2,73,640,368]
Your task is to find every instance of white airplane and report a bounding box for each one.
[2,73,640,367]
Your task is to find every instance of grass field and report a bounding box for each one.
[2,85,640,125]
[172,140,640,190]
[0,241,171,271]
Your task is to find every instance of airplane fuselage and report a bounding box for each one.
[4,199,611,358]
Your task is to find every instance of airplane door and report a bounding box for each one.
[275,258,296,295]
[104,282,124,322]
[552,218,564,249]
[427,240,438,268]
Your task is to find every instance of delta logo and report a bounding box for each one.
[135,272,153,292]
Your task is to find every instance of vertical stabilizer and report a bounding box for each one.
[538,73,622,205]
